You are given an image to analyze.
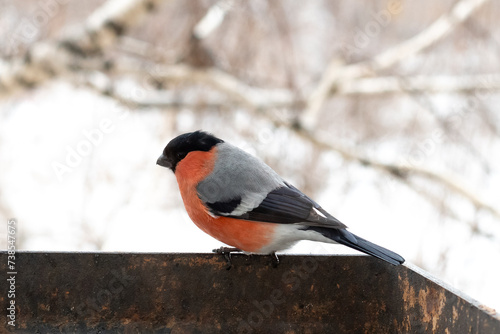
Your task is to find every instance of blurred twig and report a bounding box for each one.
[83,64,295,109]
[339,74,500,95]
[0,0,167,99]
[192,0,234,40]
[280,119,500,221]
[78,59,500,109]
[301,0,491,129]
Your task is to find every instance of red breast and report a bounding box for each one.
[174,146,275,253]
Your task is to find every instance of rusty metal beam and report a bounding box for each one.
[1,252,499,333]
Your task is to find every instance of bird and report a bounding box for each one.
[157,130,404,267]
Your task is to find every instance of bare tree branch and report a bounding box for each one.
[0,0,166,99]
[405,178,494,239]
[82,69,500,111]
[179,0,235,68]
[339,73,500,95]
[371,0,490,70]
[146,65,295,109]
[193,0,234,40]
[286,123,500,220]
[80,56,500,109]
[302,0,491,129]
[79,64,295,110]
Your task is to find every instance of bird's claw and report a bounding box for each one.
[270,252,280,268]
[213,247,241,270]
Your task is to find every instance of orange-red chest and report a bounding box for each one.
[174,147,274,253]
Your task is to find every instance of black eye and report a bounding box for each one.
[177,152,186,159]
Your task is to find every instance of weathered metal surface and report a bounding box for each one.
[1,252,499,333]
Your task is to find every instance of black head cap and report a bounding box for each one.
[156,131,224,172]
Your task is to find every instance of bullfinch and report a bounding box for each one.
[157,131,404,266]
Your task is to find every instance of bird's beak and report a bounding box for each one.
[156,154,172,169]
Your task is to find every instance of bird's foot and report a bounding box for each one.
[270,252,280,268]
[213,247,242,270]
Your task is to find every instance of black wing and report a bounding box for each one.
[206,197,241,214]
[207,182,346,229]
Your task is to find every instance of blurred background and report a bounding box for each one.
[1,0,499,311]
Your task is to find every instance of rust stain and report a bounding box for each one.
[478,304,498,317]
[400,273,417,309]
[453,305,458,322]
[400,271,447,333]
[399,272,414,332]
[418,286,446,332]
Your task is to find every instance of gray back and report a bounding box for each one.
[197,143,285,215]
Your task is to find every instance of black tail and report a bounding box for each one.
[307,227,405,265]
